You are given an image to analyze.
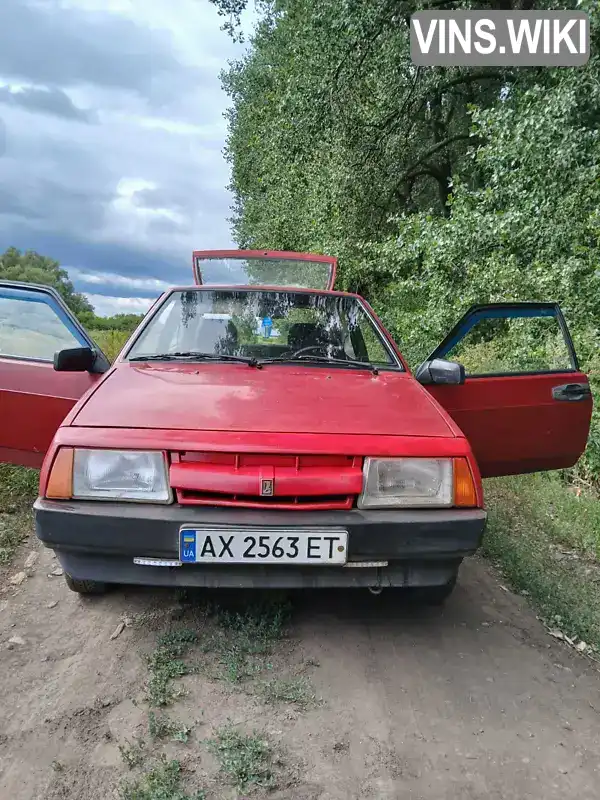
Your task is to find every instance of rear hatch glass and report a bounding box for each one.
[192,250,337,290]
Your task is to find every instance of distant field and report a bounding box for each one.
[90,328,131,362]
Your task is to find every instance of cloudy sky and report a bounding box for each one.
[0,0,253,316]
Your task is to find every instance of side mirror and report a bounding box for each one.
[415,358,466,386]
[54,346,99,373]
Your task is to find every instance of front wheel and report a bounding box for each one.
[64,573,107,595]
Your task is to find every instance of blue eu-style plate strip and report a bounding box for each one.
[180,532,197,562]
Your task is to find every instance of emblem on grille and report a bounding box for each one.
[261,478,274,496]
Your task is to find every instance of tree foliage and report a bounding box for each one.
[88,313,145,332]
[0,246,144,332]
[0,246,93,317]
[220,0,600,477]
[372,53,600,361]
[221,1,520,254]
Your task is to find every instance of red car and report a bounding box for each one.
[0,251,592,603]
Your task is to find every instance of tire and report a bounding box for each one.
[64,573,107,595]
[411,575,457,606]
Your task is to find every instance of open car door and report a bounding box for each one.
[192,249,337,291]
[416,303,592,478]
[0,281,109,468]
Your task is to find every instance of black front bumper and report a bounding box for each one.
[34,499,487,589]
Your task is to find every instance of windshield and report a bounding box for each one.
[127,289,400,368]
[193,255,333,290]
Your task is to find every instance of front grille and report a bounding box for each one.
[170,452,363,510]
[177,491,354,510]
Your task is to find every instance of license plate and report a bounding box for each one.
[179,527,348,565]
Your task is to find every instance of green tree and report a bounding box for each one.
[376,46,600,362]
[217,0,600,477]
[218,0,584,301]
[0,247,94,318]
[217,0,599,337]
[89,313,145,332]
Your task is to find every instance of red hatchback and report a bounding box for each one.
[0,250,592,603]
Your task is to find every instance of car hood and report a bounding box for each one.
[72,362,455,438]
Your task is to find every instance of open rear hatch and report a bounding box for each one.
[192,249,337,290]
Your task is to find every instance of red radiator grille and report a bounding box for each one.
[170,452,363,510]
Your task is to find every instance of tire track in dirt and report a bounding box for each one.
[1,539,600,800]
[288,563,600,799]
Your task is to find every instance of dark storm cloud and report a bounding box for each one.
[134,186,188,212]
[145,216,188,237]
[0,225,190,292]
[0,0,191,102]
[133,179,231,215]
[0,0,245,313]
[0,123,114,235]
[0,111,233,273]
[0,188,44,221]
[0,86,95,122]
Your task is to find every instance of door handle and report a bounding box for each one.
[552,382,591,402]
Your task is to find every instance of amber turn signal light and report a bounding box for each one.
[453,457,478,507]
[45,448,74,499]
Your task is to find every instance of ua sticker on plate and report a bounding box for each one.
[181,532,196,563]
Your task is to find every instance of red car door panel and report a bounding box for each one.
[419,303,593,478]
[425,372,591,477]
[1,358,101,467]
[0,281,108,468]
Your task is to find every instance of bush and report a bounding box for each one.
[91,329,132,363]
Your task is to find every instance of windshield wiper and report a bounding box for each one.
[257,354,379,375]
[130,352,260,367]
[130,351,379,374]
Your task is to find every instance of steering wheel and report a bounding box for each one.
[288,344,333,359]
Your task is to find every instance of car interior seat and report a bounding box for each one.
[287,322,344,357]
[194,318,239,354]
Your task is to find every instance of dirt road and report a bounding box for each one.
[1,535,600,800]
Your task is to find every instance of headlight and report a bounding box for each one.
[72,449,171,503]
[357,458,453,509]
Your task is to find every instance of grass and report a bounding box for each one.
[119,757,205,800]
[0,464,38,509]
[483,473,600,649]
[91,328,131,362]
[200,601,289,683]
[117,633,202,800]
[146,630,199,707]
[119,737,147,769]
[148,712,191,743]
[129,606,292,800]
[208,725,276,793]
[258,676,318,709]
[0,464,38,565]
[0,512,30,566]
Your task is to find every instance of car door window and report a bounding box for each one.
[347,318,393,364]
[435,305,576,377]
[0,286,85,361]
